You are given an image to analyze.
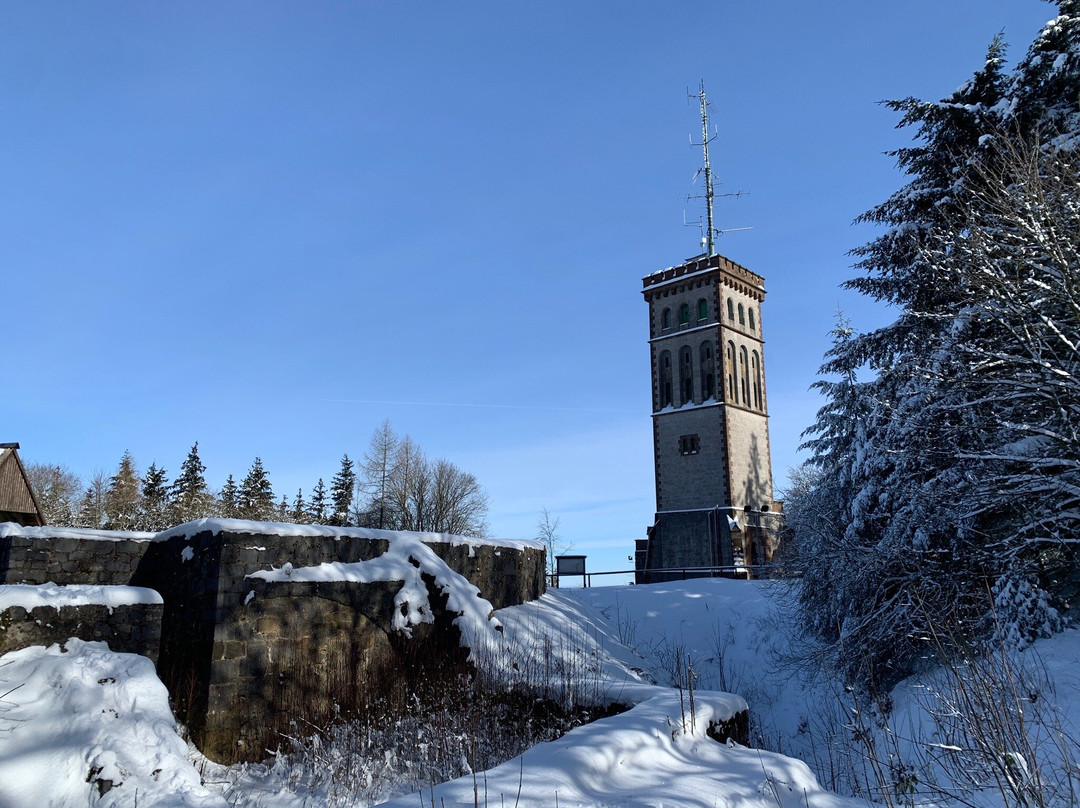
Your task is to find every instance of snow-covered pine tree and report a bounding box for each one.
[238,458,274,522]
[276,493,289,522]
[171,443,212,524]
[104,451,142,531]
[794,3,1080,686]
[219,474,239,519]
[789,315,876,643]
[139,462,171,531]
[290,489,308,524]
[329,454,356,527]
[309,478,327,524]
[923,136,1080,631]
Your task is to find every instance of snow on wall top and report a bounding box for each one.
[0,583,164,611]
[247,531,502,649]
[0,523,157,542]
[0,518,543,551]
[156,517,543,551]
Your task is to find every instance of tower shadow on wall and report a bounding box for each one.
[740,433,773,568]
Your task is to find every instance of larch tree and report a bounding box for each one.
[104,451,142,531]
[74,471,109,529]
[360,420,399,529]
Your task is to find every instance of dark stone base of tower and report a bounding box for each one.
[639,507,781,583]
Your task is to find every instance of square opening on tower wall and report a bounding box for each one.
[678,434,701,456]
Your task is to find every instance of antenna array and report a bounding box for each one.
[686,81,749,255]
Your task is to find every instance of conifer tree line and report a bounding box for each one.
[24,420,488,537]
[787,2,1080,689]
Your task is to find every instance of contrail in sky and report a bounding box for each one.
[322,398,637,415]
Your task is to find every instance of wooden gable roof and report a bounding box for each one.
[0,443,45,526]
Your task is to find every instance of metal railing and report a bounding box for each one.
[547,564,782,588]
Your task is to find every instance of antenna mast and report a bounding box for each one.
[696,80,717,256]
[685,81,750,254]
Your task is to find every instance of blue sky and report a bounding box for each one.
[2,2,1056,577]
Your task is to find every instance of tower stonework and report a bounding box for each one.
[640,251,780,580]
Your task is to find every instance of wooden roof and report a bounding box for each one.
[0,443,46,526]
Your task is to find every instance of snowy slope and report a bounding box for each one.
[5,577,1072,808]
[577,579,1080,804]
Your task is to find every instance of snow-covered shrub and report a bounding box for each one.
[992,575,1065,651]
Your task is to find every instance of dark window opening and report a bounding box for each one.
[727,341,737,402]
[748,308,756,331]
[679,346,694,406]
[740,346,750,405]
[699,341,715,400]
[662,308,671,329]
[752,351,763,410]
[679,303,691,325]
[697,298,708,320]
[660,351,673,407]
[679,434,701,456]
[738,303,746,325]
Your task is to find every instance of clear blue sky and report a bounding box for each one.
[2,2,1055,577]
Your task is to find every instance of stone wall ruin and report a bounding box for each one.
[0,520,546,761]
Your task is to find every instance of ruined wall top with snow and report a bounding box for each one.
[0,518,545,611]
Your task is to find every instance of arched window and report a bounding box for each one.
[738,303,746,326]
[661,308,671,330]
[727,299,735,321]
[659,351,673,407]
[739,346,750,405]
[748,308,756,331]
[679,346,694,405]
[700,341,715,399]
[679,303,690,325]
[751,350,762,410]
[697,298,708,321]
[726,341,737,402]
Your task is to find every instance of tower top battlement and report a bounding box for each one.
[642,252,765,297]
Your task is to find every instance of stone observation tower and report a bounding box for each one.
[637,85,781,582]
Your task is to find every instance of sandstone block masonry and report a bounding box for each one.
[0,521,546,762]
[0,600,162,662]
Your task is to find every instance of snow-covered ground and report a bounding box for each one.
[1,578,1076,808]
[0,640,227,808]
[577,579,1080,805]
